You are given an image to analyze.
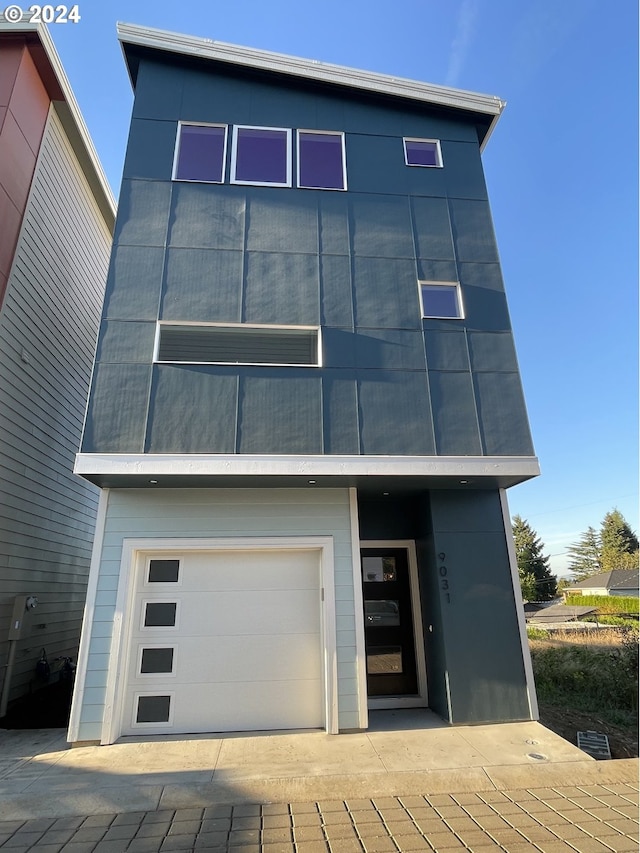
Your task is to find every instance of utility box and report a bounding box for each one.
[7,595,38,640]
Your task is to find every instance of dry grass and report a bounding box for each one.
[528,627,638,725]
[528,627,631,650]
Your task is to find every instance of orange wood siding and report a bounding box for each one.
[0,40,50,309]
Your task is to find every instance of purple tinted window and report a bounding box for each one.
[405,139,441,167]
[175,125,226,182]
[298,132,345,190]
[234,127,289,184]
[421,284,461,318]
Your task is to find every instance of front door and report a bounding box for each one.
[361,547,419,699]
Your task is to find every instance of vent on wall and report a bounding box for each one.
[156,324,320,366]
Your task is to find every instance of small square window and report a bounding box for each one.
[140,647,175,674]
[404,138,442,168]
[144,602,177,628]
[136,695,171,724]
[232,126,291,186]
[420,282,463,319]
[173,123,227,182]
[298,131,346,190]
[148,559,180,583]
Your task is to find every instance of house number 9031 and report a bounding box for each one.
[438,551,451,603]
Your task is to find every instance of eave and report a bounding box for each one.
[75,453,540,490]
[116,22,506,150]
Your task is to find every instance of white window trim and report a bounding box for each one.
[296,129,347,191]
[418,280,464,319]
[144,555,183,588]
[230,125,292,187]
[140,599,180,632]
[153,321,322,368]
[172,121,228,183]
[403,137,443,168]
[136,643,177,678]
[132,691,175,728]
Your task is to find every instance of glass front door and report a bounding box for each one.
[361,547,419,698]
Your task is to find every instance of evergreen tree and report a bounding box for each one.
[567,526,602,580]
[600,509,639,571]
[511,515,557,600]
[518,567,538,602]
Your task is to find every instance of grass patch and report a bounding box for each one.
[529,628,638,729]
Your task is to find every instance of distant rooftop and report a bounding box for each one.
[566,569,639,591]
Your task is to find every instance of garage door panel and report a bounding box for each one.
[123,680,323,735]
[183,551,319,591]
[123,547,326,736]
[131,633,323,684]
[163,589,320,636]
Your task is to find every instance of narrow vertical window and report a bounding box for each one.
[298,131,346,190]
[231,126,291,186]
[404,138,443,168]
[173,123,227,182]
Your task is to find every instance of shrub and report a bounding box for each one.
[581,614,639,628]
[526,627,550,640]
[565,595,639,614]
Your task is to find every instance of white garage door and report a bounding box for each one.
[121,549,324,735]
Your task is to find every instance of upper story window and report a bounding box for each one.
[172,125,443,189]
[231,126,292,187]
[173,123,227,182]
[404,138,443,168]
[419,282,463,319]
[297,131,346,190]
[155,322,320,367]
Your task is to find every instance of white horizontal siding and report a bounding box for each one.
[74,487,360,740]
[0,105,112,704]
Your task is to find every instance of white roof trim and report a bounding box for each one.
[116,22,505,138]
[0,19,116,222]
[75,452,539,480]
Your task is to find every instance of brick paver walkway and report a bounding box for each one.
[0,783,637,853]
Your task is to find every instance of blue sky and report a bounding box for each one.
[45,0,637,577]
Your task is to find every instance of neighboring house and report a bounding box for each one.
[0,21,115,714]
[564,569,640,598]
[69,23,541,745]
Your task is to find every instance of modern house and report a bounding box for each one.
[0,21,115,714]
[69,23,541,745]
[564,569,640,598]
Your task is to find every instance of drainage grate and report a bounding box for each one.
[577,730,611,760]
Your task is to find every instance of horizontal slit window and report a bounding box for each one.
[157,325,320,366]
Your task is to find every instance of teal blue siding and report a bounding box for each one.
[425,491,530,724]
[82,55,535,460]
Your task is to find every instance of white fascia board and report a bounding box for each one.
[0,20,116,225]
[75,453,540,479]
[116,22,505,122]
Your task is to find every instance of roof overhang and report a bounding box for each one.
[75,453,540,490]
[116,22,506,150]
[0,19,116,229]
